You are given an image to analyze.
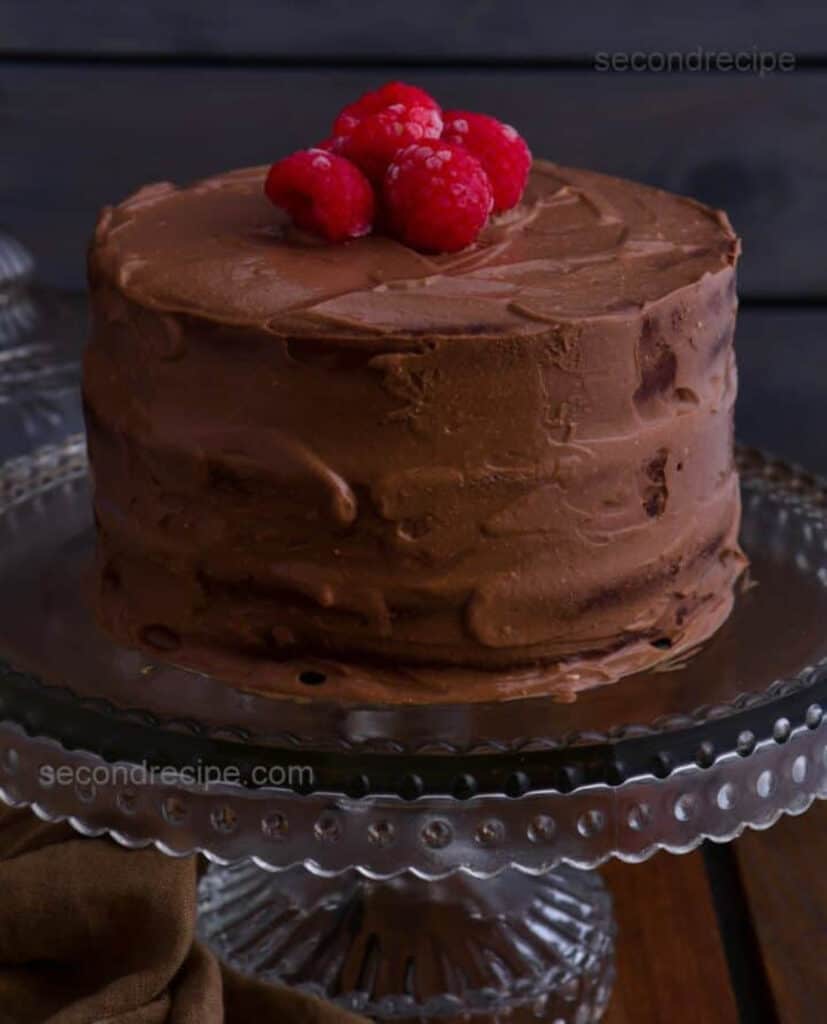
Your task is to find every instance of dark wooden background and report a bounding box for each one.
[1,4,826,1021]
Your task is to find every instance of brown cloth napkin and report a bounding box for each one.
[0,805,366,1024]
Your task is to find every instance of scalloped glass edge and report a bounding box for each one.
[1,714,825,877]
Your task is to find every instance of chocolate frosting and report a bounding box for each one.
[84,161,746,701]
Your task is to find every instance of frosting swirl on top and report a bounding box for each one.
[93,161,739,336]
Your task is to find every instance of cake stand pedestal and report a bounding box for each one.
[200,864,614,1022]
[0,437,826,1022]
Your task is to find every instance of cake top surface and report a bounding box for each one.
[93,160,738,337]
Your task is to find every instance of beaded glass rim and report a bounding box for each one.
[0,713,824,877]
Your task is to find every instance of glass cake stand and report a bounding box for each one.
[0,436,826,1024]
[0,231,86,454]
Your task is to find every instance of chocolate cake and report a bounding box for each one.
[83,160,746,699]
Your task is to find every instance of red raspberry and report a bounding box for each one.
[336,103,443,182]
[333,81,441,137]
[383,142,494,253]
[264,148,375,243]
[441,111,532,212]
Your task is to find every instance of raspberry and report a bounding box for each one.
[383,142,494,253]
[441,111,531,212]
[264,148,375,242]
[333,81,441,137]
[335,103,443,182]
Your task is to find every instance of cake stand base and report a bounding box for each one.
[197,863,615,1022]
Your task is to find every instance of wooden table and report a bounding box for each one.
[604,800,827,1023]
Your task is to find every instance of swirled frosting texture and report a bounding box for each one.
[84,161,746,699]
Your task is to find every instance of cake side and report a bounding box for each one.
[83,162,746,691]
